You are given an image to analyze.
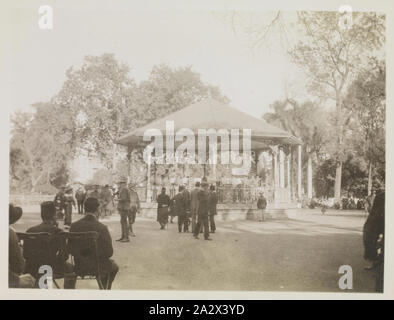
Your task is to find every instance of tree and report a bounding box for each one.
[289,12,385,201]
[227,11,385,201]
[344,58,385,194]
[10,101,78,192]
[54,54,137,170]
[133,64,229,128]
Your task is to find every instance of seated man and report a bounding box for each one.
[69,197,119,289]
[9,204,35,288]
[25,201,76,289]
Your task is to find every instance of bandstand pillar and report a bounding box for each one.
[307,152,313,199]
[279,147,285,188]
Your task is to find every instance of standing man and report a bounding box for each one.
[190,181,201,234]
[64,186,76,227]
[75,187,86,215]
[208,185,218,233]
[157,187,170,229]
[193,178,212,240]
[117,177,131,242]
[257,192,268,222]
[129,184,140,237]
[174,186,188,233]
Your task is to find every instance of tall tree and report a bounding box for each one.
[289,12,385,201]
[344,58,385,194]
[10,102,78,192]
[54,54,137,170]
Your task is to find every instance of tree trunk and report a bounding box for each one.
[334,161,342,202]
[367,162,373,196]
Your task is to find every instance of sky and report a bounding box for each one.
[2,0,312,120]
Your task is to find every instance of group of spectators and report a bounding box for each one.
[9,198,119,289]
[156,177,218,240]
[53,184,117,227]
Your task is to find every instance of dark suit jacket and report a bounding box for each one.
[197,189,209,217]
[69,214,113,261]
[208,191,218,215]
[25,222,66,276]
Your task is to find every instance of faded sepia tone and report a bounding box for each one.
[3,0,391,298]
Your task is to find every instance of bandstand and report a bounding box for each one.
[116,99,309,220]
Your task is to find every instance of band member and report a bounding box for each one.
[190,181,201,233]
[157,187,170,229]
[129,185,140,237]
[64,186,76,227]
[193,178,212,240]
[116,177,131,242]
[75,187,86,215]
[257,192,268,222]
[208,185,218,233]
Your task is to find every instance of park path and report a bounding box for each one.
[12,209,376,292]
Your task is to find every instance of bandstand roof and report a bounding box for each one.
[116,99,302,148]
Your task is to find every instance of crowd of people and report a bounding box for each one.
[8,172,384,292]
[155,177,218,240]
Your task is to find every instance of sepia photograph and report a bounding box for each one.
[2,0,391,299]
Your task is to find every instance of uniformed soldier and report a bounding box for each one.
[129,185,140,237]
[157,187,170,229]
[116,177,131,242]
[193,178,212,240]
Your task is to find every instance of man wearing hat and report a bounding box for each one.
[9,204,35,288]
[117,176,131,242]
[193,177,212,240]
[157,187,170,229]
[25,201,76,288]
[64,186,76,227]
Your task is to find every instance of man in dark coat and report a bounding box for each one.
[257,192,268,222]
[25,201,76,288]
[174,186,189,233]
[193,178,212,240]
[208,185,218,233]
[157,187,170,229]
[69,197,119,290]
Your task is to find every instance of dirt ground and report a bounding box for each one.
[11,208,377,292]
